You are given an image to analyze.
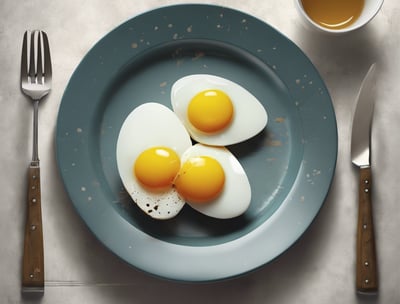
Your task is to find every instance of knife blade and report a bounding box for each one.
[350,63,378,293]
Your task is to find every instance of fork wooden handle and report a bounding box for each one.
[22,165,44,291]
[356,166,378,293]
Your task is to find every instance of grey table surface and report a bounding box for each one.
[1,1,399,303]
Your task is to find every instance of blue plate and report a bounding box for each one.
[56,4,337,282]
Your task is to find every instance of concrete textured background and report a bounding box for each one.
[1,1,399,303]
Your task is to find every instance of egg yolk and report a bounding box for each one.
[187,89,234,133]
[174,156,225,203]
[134,147,180,189]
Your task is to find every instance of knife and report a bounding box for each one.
[351,63,378,293]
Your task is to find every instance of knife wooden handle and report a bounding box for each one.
[356,166,378,293]
[22,166,44,292]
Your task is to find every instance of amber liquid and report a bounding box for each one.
[301,0,365,30]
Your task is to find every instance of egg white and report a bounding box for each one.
[180,144,251,219]
[171,74,268,146]
[116,102,192,220]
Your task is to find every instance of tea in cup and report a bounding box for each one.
[295,0,384,34]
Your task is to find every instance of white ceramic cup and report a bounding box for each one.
[295,0,384,34]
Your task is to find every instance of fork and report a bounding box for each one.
[20,30,52,292]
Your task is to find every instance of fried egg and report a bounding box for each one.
[175,144,251,219]
[116,103,192,220]
[171,74,268,146]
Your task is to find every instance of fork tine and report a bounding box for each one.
[41,31,52,83]
[37,31,43,84]
[21,30,52,100]
[28,31,36,81]
[20,31,28,84]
